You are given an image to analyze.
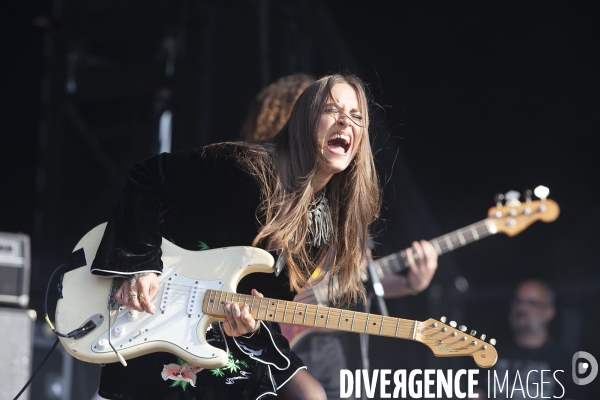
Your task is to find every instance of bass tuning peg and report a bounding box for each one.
[525,188,532,203]
[494,193,504,208]
[534,185,550,201]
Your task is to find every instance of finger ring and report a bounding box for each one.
[120,292,124,299]
[138,293,145,302]
[128,292,138,303]
[412,250,419,262]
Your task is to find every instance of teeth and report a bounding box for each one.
[329,133,350,144]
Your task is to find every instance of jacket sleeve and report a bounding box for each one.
[230,321,292,370]
[90,152,168,277]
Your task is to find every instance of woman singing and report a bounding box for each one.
[91,74,380,400]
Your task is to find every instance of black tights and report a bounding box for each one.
[277,369,327,400]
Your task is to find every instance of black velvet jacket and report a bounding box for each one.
[91,145,305,400]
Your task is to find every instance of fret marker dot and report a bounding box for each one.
[345,319,348,322]
[269,314,273,317]
[373,323,376,325]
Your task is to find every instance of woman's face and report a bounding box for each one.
[314,82,364,183]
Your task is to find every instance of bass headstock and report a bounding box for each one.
[487,186,559,237]
[416,317,498,368]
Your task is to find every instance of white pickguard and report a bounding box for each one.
[91,268,224,360]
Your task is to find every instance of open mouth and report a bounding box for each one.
[327,133,351,154]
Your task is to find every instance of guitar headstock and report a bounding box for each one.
[417,318,498,368]
[487,187,559,237]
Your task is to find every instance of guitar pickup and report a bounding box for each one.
[187,284,200,315]
[160,282,173,312]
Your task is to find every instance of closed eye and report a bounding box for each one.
[323,104,364,127]
[324,107,341,115]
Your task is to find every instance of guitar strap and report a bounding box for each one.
[293,255,330,305]
[273,249,286,277]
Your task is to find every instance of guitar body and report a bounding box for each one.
[55,223,274,369]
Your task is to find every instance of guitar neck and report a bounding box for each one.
[203,290,419,341]
[374,218,495,278]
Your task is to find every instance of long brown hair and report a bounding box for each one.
[235,74,380,305]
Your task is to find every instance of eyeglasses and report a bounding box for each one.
[323,105,364,127]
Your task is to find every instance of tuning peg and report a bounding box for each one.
[480,334,486,341]
[494,193,504,208]
[534,185,550,201]
[490,338,497,346]
[459,325,467,332]
[470,330,477,336]
[525,189,532,204]
[440,316,447,323]
[505,190,521,206]
[449,321,457,328]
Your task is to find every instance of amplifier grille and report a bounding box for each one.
[0,233,30,307]
[0,267,20,296]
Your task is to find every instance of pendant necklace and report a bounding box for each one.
[307,188,332,247]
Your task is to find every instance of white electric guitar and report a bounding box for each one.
[55,223,498,370]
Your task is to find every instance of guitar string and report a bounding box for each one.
[376,219,493,275]
[377,205,540,271]
[113,285,422,337]
[207,294,422,338]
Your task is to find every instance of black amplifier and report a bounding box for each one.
[0,232,31,308]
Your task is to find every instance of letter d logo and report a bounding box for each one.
[572,351,598,385]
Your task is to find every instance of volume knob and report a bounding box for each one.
[97,338,109,350]
[127,310,139,321]
[113,326,124,337]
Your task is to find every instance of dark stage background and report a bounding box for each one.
[2,1,599,399]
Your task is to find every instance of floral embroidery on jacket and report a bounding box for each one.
[210,351,253,382]
[161,358,204,390]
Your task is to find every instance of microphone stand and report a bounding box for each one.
[359,239,388,399]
